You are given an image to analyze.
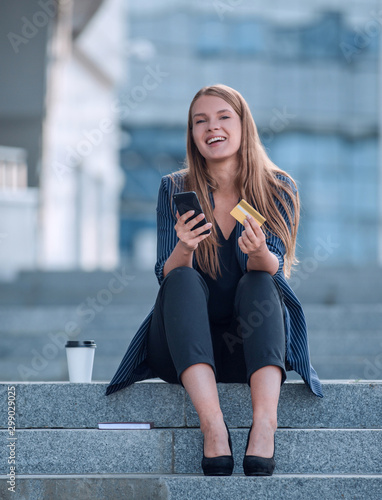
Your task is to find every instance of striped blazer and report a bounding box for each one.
[106,172,323,397]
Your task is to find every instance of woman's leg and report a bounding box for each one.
[234,270,286,457]
[248,366,282,457]
[147,266,230,457]
[181,364,231,457]
[147,266,215,383]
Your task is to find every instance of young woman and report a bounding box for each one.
[106,84,323,476]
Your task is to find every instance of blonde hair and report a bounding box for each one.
[171,84,299,279]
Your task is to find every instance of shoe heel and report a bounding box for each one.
[202,421,234,476]
[242,425,275,476]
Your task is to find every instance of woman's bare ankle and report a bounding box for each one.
[199,413,231,457]
[199,411,225,434]
[246,415,277,458]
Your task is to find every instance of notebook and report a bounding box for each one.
[98,422,154,430]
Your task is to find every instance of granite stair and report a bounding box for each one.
[0,380,381,499]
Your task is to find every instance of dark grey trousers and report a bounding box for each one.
[147,266,286,386]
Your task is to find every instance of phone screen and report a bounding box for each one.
[173,191,211,235]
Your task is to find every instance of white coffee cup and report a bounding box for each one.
[65,340,96,383]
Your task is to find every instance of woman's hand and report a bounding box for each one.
[238,215,279,275]
[238,215,267,257]
[175,210,212,253]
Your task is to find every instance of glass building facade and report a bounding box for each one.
[119,1,381,268]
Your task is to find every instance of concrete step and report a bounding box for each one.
[2,331,381,382]
[1,381,381,499]
[1,428,381,475]
[0,305,153,334]
[1,266,382,304]
[2,330,381,382]
[1,474,382,500]
[0,355,125,382]
[2,304,381,333]
[1,304,381,381]
[1,381,381,430]
[0,269,158,306]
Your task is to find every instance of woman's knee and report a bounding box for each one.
[237,270,273,294]
[235,270,282,310]
[162,266,209,298]
[164,266,202,287]
[165,266,198,280]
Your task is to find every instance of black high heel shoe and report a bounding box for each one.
[243,425,275,476]
[201,421,234,476]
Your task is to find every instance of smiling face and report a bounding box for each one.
[191,95,242,166]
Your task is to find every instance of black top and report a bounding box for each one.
[196,223,243,325]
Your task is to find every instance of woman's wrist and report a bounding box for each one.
[163,241,194,278]
[247,247,279,275]
[178,240,196,256]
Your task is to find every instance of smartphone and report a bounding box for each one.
[173,191,211,235]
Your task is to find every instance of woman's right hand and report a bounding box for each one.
[175,210,212,252]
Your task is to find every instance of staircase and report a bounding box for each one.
[1,380,381,499]
[1,269,382,382]
[1,268,382,498]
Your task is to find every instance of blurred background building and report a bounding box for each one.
[120,0,382,270]
[1,0,381,275]
[0,0,125,279]
[0,0,381,383]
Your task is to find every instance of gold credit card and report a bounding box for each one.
[230,199,266,227]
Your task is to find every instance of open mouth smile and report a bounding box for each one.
[206,136,226,145]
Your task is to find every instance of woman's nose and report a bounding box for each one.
[208,122,220,131]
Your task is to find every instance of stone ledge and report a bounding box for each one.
[1,381,381,429]
[0,429,381,476]
[1,304,382,332]
[1,474,382,500]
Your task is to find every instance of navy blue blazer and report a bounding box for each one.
[106,171,323,397]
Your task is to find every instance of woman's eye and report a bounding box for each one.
[195,119,205,124]
[221,116,230,120]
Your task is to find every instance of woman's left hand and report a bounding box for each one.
[238,215,267,258]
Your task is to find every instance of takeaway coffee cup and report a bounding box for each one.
[65,340,96,383]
